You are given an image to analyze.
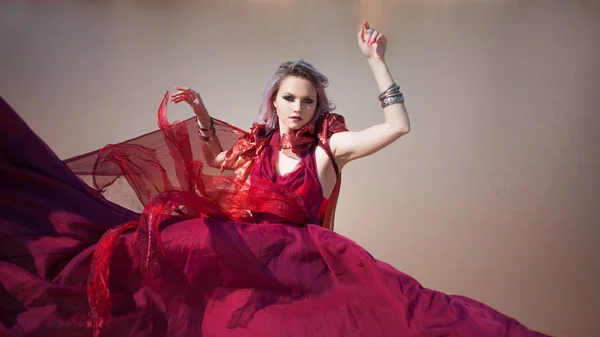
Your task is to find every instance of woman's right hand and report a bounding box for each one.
[170,86,207,117]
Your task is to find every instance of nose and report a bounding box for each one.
[293,99,302,113]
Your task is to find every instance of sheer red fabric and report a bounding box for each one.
[63,92,348,335]
[65,92,346,227]
[0,94,551,337]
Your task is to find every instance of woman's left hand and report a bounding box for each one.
[358,20,387,60]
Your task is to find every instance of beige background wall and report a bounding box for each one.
[1,1,599,336]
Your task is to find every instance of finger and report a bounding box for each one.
[170,91,191,99]
[170,92,187,99]
[171,90,189,96]
[373,33,384,45]
[175,86,192,92]
[365,34,375,46]
[364,28,372,41]
[358,21,367,42]
[171,91,196,100]
[369,30,378,44]
[360,20,371,44]
[170,96,187,103]
[357,22,365,42]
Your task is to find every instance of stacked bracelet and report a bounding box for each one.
[196,117,216,141]
[378,83,405,108]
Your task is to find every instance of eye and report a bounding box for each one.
[283,95,294,102]
[303,99,314,104]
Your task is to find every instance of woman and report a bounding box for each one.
[0,21,549,337]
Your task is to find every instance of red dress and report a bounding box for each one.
[0,93,551,337]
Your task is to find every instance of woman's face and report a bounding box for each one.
[273,76,318,133]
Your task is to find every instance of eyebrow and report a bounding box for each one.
[282,92,315,99]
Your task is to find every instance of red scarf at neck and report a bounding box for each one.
[220,112,348,184]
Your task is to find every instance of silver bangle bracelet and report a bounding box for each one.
[379,83,404,107]
[380,90,402,101]
[196,117,216,141]
[380,94,405,108]
[378,83,401,100]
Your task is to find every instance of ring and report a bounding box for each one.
[366,28,374,35]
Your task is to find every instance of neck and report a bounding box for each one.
[277,124,293,136]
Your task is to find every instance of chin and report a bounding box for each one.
[286,121,308,131]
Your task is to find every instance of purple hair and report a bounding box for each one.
[258,60,336,133]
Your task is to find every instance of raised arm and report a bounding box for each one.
[330,21,410,167]
[170,86,230,169]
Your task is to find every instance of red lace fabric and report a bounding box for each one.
[64,92,348,336]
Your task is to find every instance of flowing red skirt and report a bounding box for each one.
[0,96,550,336]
